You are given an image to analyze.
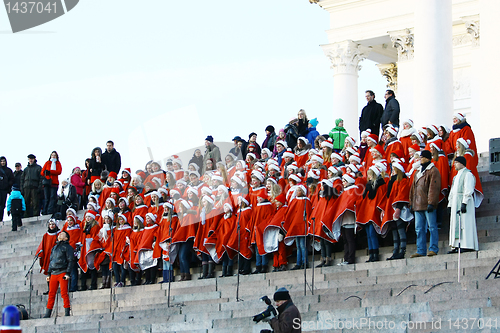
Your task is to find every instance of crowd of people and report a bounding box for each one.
[0,92,484,319]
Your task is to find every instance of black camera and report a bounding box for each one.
[253,295,276,323]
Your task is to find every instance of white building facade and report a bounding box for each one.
[313,0,499,152]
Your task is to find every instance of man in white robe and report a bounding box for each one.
[447,156,478,253]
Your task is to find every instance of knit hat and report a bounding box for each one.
[249,132,257,139]
[321,138,333,149]
[27,154,36,159]
[420,150,432,160]
[455,156,467,167]
[274,287,291,301]
[122,168,132,176]
[205,135,214,143]
[335,118,343,127]
[309,118,319,127]
[265,125,275,133]
[108,171,117,179]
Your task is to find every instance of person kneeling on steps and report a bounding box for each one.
[44,230,74,318]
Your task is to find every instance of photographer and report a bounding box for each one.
[259,287,301,333]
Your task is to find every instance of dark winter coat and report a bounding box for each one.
[21,162,42,190]
[359,100,383,136]
[284,123,299,150]
[381,95,400,127]
[102,148,122,174]
[48,240,74,276]
[188,152,204,171]
[297,118,309,137]
[0,157,14,191]
[269,300,302,333]
[13,170,23,187]
[88,147,104,178]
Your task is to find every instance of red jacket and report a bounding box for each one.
[41,160,62,186]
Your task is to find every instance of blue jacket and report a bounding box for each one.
[7,190,26,212]
[306,127,320,149]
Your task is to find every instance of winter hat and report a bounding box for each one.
[360,129,372,138]
[122,168,132,176]
[342,174,356,184]
[134,216,144,224]
[276,140,288,149]
[331,152,342,162]
[217,185,229,195]
[335,118,343,127]
[265,125,275,133]
[309,118,319,127]
[430,140,443,151]
[321,138,333,149]
[455,156,467,167]
[108,171,117,180]
[274,193,286,205]
[392,162,406,174]
[261,148,272,157]
[274,287,291,302]
[251,170,265,183]
[307,169,320,180]
[367,134,379,145]
[268,164,280,172]
[369,166,381,177]
[223,202,233,212]
[386,126,398,137]
[453,113,465,122]
[311,154,324,164]
[409,144,421,153]
[427,125,439,135]
[370,145,385,157]
[345,137,356,147]
[145,213,157,223]
[249,132,257,139]
[457,138,471,149]
[232,136,242,142]
[117,214,127,224]
[27,154,36,159]
[297,137,309,145]
[205,135,214,143]
[66,207,77,217]
[349,155,361,164]
[420,150,432,160]
[289,174,302,183]
[403,119,414,128]
[283,149,295,159]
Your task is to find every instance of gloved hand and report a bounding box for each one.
[461,203,467,214]
[253,304,276,323]
[44,170,50,176]
[427,205,434,213]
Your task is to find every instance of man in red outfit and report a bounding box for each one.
[44,230,74,318]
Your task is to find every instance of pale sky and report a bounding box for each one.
[0,0,386,175]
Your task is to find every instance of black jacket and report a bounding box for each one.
[13,170,22,187]
[88,147,104,178]
[48,240,74,276]
[359,100,383,136]
[59,184,77,208]
[102,148,122,174]
[21,162,42,190]
[0,157,14,191]
[381,96,400,127]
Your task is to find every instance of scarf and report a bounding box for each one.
[50,158,57,170]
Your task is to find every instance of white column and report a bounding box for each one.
[389,28,414,123]
[479,0,500,152]
[322,40,371,139]
[413,0,453,127]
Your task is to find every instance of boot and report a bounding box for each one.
[372,249,380,262]
[324,257,332,267]
[226,265,233,277]
[251,266,262,274]
[64,308,71,316]
[200,264,208,279]
[180,273,186,281]
[395,248,406,259]
[185,273,191,281]
[387,247,400,261]
[315,258,326,268]
[43,308,52,318]
[220,265,227,277]
[261,265,268,273]
[366,250,374,263]
[207,263,215,279]
[100,276,109,289]
[43,282,50,295]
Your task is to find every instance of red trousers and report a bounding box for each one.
[273,242,289,267]
[47,272,70,309]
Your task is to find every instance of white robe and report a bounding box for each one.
[448,168,478,250]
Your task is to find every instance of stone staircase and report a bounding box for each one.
[0,154,498,333]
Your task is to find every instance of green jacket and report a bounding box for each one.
[329,126,349,150]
